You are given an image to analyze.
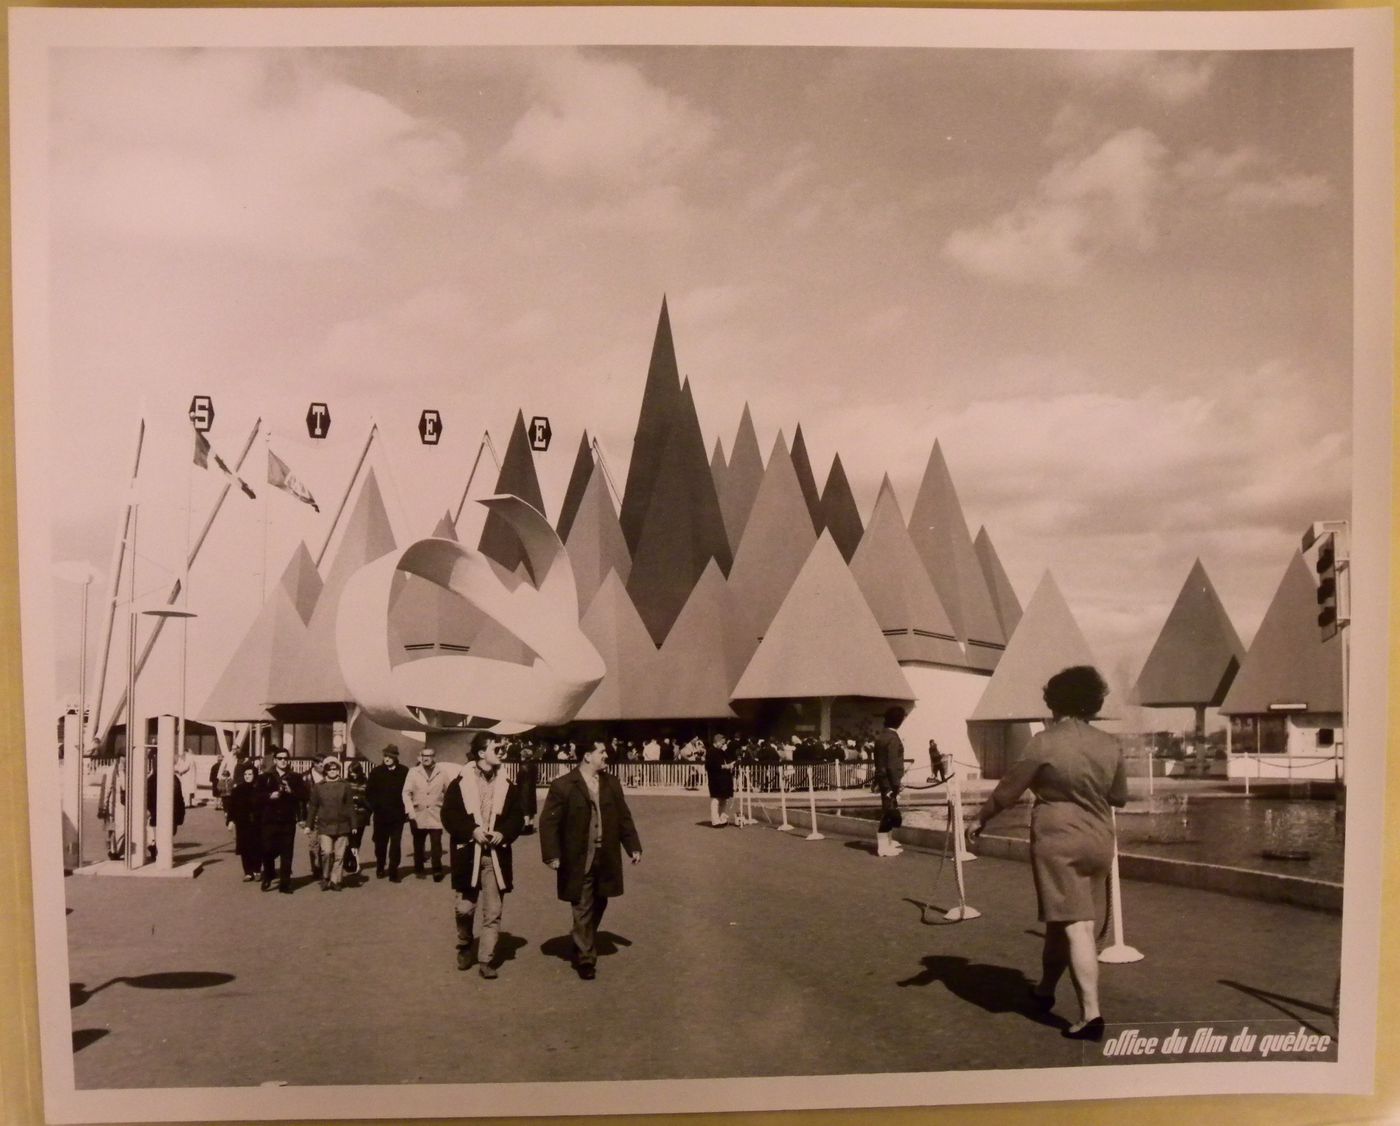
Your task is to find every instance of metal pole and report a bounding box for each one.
[98,418,261,746]
[76,576,90,866]
[155,714,176,871]
[317,423,377,568]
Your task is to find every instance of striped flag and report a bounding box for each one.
[267,449,319,512]
[193,430,256,499]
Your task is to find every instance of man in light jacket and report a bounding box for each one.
[402,746,451,881]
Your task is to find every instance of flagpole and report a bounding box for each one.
[261,429,271,604]
[452,430,493,528]
[97,417,261,747]
[179,429,194,778]
[88,417,145,752]
[316,423,377,570]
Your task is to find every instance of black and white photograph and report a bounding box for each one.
[8,5,1393,1122]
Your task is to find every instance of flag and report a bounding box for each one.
[267,448,319,512]
[193,429,256,499]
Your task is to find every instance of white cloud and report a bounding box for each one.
[501,49,716,185]
[52,50,466,259]
[943,128,1166,286]
[1176,146,1335,208]
[1066,52,1220,105]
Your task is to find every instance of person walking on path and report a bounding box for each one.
[515,744,539,835]
[538,740,642,980]
[305,759,357,891]
[969,665,1129,1042]
[872,707,908,857]
[704,732,735,827]
[255,748,308,894]
[403,747,451,881]
[223,763,263,881]
[367,745,409,880]
[441,733,524,979]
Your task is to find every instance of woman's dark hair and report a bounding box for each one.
[1042,665,1108,720]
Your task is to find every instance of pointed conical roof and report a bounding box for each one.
[1134,559,1246,708]
[272,469,397,705]
[556,431,594,545]
[564,469,632,611]
[709,436,727,512]
[719,404,763,553]
[626,378,732,644]
[619,297,681,554]
[974,526,1023,641]
[198,543,323,721]
[389,512,485,655]
[478,411,547,579]
[849,476,965,668]
[733,533,913,701]
[819,453,863,563]
[725,433,818,659]
[970,572,1099,722]
[575,570,662,721]
[1221,553,1342,715]
[641,561,740,718]
[908,441,1005,670]
[789,424,824,534]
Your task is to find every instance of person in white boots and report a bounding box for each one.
[872,707,909,857]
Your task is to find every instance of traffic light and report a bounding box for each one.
[1316,535,1338,639]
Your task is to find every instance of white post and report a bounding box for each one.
[1099,810,1144,963]
[776,763,793,831]
[155,714,177,871]
[1145,742,1154,802]
[62,712,82,870]
[949,773,976,864]
[804,770,824,841]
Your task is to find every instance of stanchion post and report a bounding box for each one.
[804,771,824,841]
[950,774,976,863]
[777,764,793,831]
[155,713,176,871]
[1099,810,1144,963]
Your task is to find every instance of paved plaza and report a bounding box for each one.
[66,794,1340,1090]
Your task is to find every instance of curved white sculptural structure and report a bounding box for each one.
[336,495,605,735]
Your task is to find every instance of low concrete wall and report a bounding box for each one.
[778,806,1341,914]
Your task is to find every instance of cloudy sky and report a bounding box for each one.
[34,37,1355,712]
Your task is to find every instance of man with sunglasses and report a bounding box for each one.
[255,747,309,894]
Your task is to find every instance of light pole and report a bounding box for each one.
[55,562,99,868]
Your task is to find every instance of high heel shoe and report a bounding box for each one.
[1062,1017,1105,1042]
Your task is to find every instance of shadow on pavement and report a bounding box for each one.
[1218,978,1335,1038]
[842,841,880,856]
[539,932,633,961]
[71,971,236,1008]
[901,897,980,926]
[895,955,1063,1029]
[73,1029,109,1052]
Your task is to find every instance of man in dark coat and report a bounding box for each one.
[255,747,308,893]
[538,740,642,980]
[366,745,410,881]
[872,707,909,858]
[441,732,524,979]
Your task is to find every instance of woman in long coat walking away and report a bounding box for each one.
[224,764,262,881]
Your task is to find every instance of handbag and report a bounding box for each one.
[343,847,359,875]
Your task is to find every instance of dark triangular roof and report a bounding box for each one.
[478,410,546,579]
[1220,553,1342,715]
[271,469,397,706]
[789,424,824,534]
[642,561,740,718]
[718,404,763,553]
[625,378,732,644]
[970,572,1099,722]
[819,453,864,563]
[1134,559,1246,708]
[974,526,1023,641]
[907,441,1005,670]
[725,433,818,662]
[733,534,913,702]
[849,476,965,669]
[555,431,593,545]
[576,570,662,721]
[709,436,727,520]
[198,542,323,721]
[619,297,681,554]
[564,469,632,612]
